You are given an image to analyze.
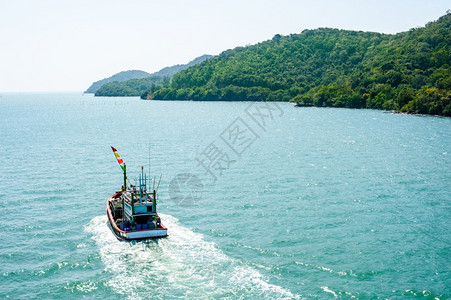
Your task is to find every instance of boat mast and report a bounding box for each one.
[153,174,161,214]
[123,163,127,191]
[139,166,147,202]
[153,189,157,214]
[111,146,127,191]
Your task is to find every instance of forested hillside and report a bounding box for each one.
[143,13,451,116]
[94,55,213,96]
[95,76,167,97]
[150,54,213,78]
[85,70,150,94]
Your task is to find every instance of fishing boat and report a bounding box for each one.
[107,146,168,240]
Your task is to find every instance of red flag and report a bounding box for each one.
[111,146,125,171]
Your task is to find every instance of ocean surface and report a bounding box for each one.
[1,93,450,299]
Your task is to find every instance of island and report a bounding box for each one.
[87,55,213,97]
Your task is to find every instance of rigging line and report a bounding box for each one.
[156,174,162,192]
[148,139,151,175]
[148,139,152,186]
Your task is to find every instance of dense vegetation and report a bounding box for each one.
[95,76,168,97]
[85,70,150,94]
[143,13,451,116]
[94,55,212,97]
[150,54,213,78]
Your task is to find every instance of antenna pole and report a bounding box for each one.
[156,174,162,192]
[148,140,151,178]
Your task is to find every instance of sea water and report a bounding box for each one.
[0,93,449,298]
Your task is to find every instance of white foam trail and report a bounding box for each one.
[321,286,337,297]
[85,214,300,299]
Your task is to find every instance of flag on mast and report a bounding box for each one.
[111,146,126,171]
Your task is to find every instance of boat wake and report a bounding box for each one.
[85,214,299,299]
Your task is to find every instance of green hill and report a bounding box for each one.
[94,76,167,97]
[143,13,451,116]
[94,55,213,97]
[150,54,213,78]
[85,70,150,94]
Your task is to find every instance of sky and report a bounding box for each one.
[0,0,449,93]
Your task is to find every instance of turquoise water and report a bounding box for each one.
[1,93,450,299]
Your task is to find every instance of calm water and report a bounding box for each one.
[1,93,450,299]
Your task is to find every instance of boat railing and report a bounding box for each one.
[122,191,154,205]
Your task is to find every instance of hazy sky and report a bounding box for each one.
[0,0,449,92]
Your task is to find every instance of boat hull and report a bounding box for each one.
[107,193,168,241]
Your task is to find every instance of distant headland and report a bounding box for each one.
[85,55,212,96]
